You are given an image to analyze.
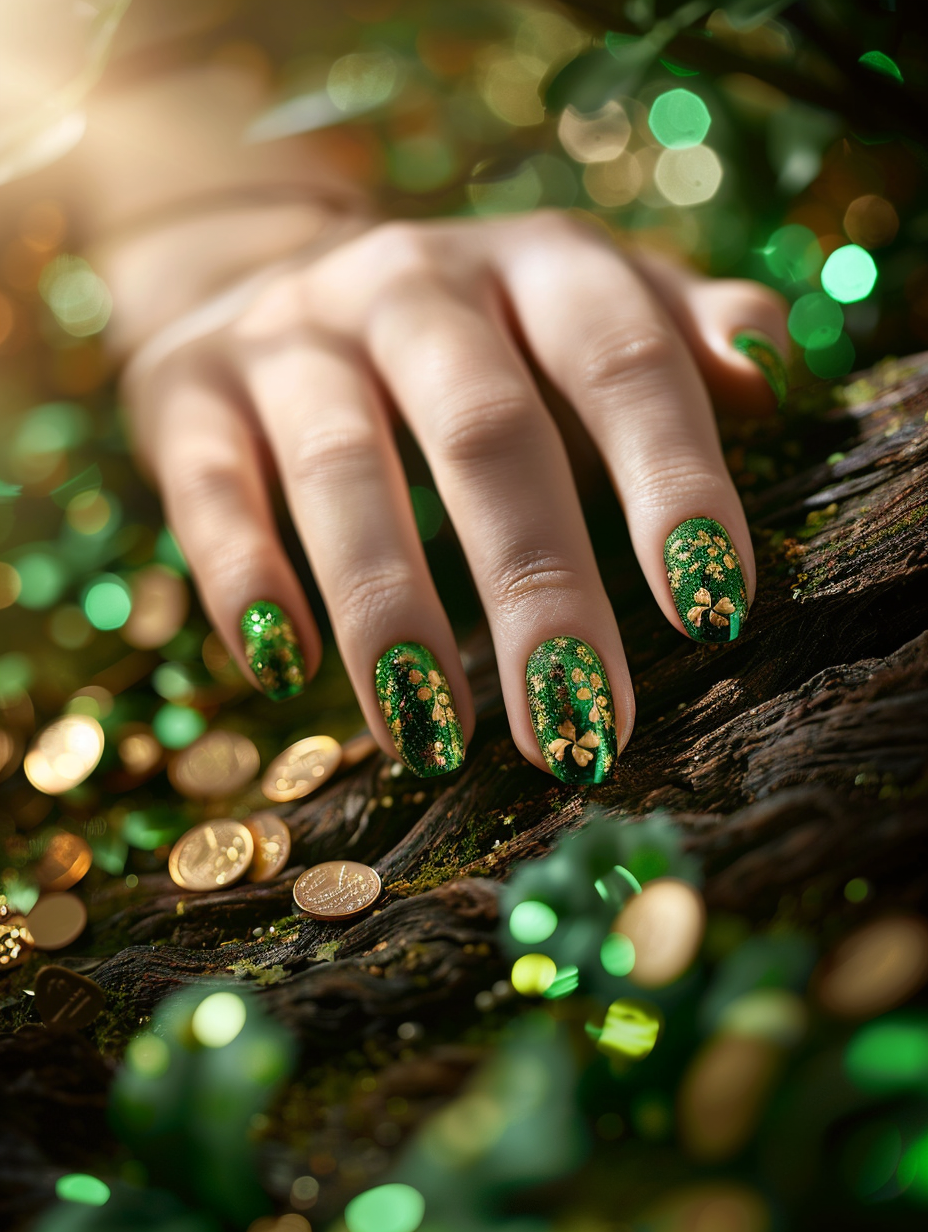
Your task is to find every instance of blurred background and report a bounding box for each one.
[2,2,928,1231]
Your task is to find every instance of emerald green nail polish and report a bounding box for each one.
[733,331,789,407]
[240,601,305,700]
[526,637,618,785]
[664,518,748,644]
[374,642,464,777]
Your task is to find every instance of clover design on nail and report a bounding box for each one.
[408,668,454,726]
[547,719,601,768]
[687,587,737,629]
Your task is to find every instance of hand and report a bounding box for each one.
[121,210,788,783]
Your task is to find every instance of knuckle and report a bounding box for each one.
[337,565,417,634]
[437,391,537,468]
[627,457,731,511]
[366,220,436,278]
[288,425,382,490]
[170,457,244,512]
[490,548,588,614]
[577,323,677,396]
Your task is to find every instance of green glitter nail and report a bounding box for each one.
[733,331,789,407]
[374,642,464,777]
[526,637,618,785]
[664,518,748,644]
[240,601,305,701]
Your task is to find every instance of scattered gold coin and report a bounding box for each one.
[34,831,93,892]
[262,735,341,803]
[168,819,255,892]
[339,730,380,771]
[169,729,261,800]
[245,812,292,883]
[23,714,105,794]
[34,965,105,1032]
[613,878,706,989]
[0,916,34,968]
[25,893,88,950]
[293,860,382,921]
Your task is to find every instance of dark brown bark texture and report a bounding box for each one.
[3,352,928,1225]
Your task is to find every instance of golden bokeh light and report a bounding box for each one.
[655,144,723,206]
[168,729,260,800]
[559,101,632,164]
[0,562,22,609]
[478,51,545,128]
[583,152,644,207]
[117,723,163,777]
[844,194,899,249]
[813,914,928,1019]
[613,878,706,989]
[677,1033,782,1162]
[122,564,189,649]
[34,830,93,892]
[65,489,111,535]
[24,713,105,794]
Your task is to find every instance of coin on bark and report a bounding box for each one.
[262,735,341,803]
[25,893,88,950]
[34,831,93,892]
[168,730,260,800]
[244,812,291,883]
[168,819,254,891]
[293,860,382,921]
[34,965,105,1032]
[0,916,34,968]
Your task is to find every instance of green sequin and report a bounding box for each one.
[733,330,789,407]
[374,642,464,778]
[525,637,617,785]
[664,518,748,644]
[240,601,305,701]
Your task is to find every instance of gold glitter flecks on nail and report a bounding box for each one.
[732,330,789,407]
[525,637,618,785]
[374,642,464,778]
[664,518,748,644]
[240,601,305,701]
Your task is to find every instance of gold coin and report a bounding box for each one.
[339,730,380,771]
[613,878,706,989]
[23,714,105,794]
[34,965,105,1032]
[262,735,341,803]
[34,831,94,892]
[168,819,255,892]
[169,730,261,800]
[0,916,34,968]
[245,812,292,883]
[25,893,88,950]
[293,860,382,921]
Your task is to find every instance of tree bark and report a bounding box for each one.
[3,353,928,1226]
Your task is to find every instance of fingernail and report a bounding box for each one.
[526,637,618,785]
[664,518,748,644]
[374,642,465,777]
[732,330,788,407]
[240,601,305,700]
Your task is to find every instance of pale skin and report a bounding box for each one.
[56,61,788,777]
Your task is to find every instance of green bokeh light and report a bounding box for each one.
[126,1032,171,1077]
[845,1019,928,1093]
[15,550,67,609]
[788,293,844,348]
[155,526,188,573]
[15,402,90,455]
[55,1174,111,1206]
[122,809,187,851]
[543,964,580,999]
[152,662,195,703]
[152,703,207,749]
[510,900,558,944]
[761,225,823,283]
[345,1183,426,1232]
[601,932,636,976]
[821,245,878,304]
[898,1132,928,1200]
[844,877,870,903]
[0,651,33,701]
[806,332,856,379]
[409,486,445,541]
[859,50,903,82]
[648,88,710,149]
[82,573,132,630]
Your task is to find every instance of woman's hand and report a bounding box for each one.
[121,210,788,783]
